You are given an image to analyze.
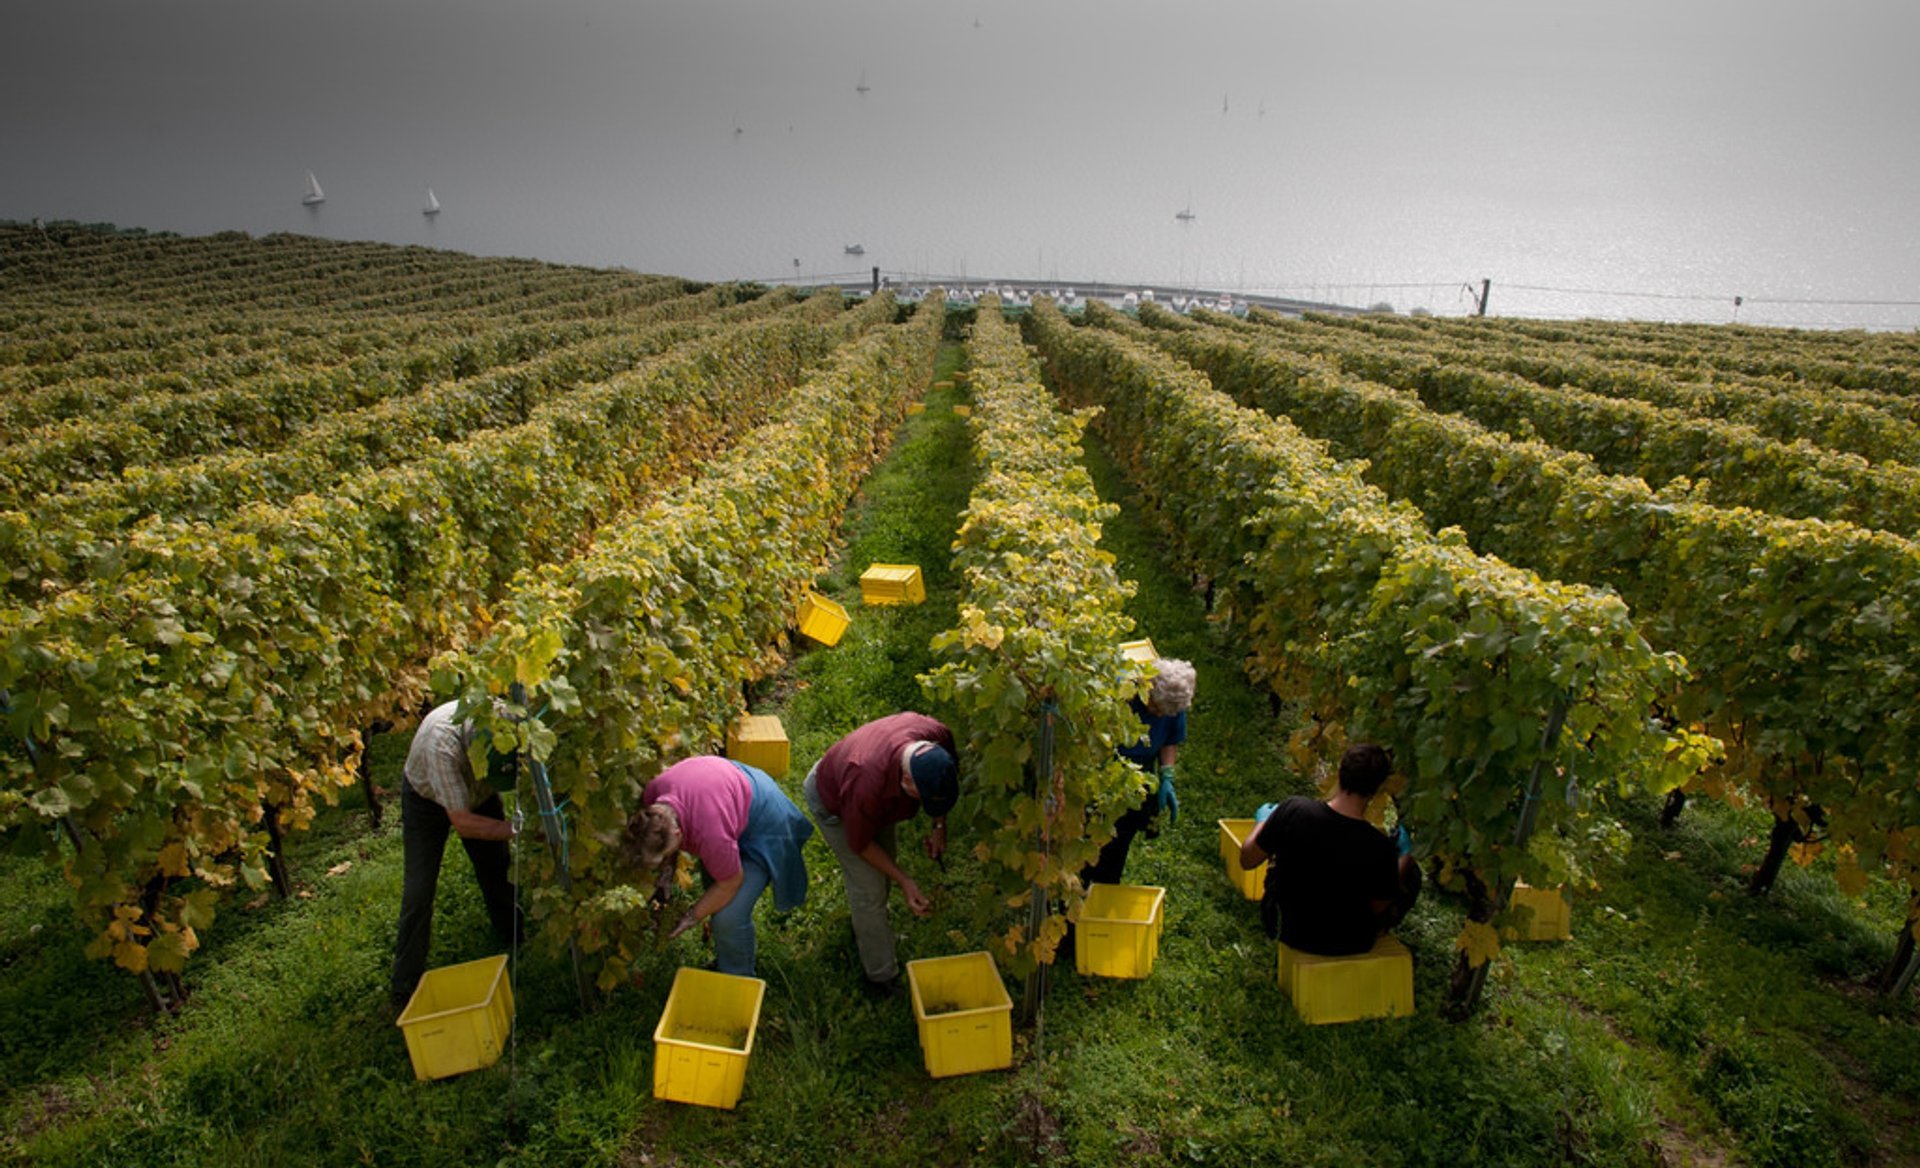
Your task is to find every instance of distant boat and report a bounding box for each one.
[856,71,870,95]
[302,171,326,206]
[1176,188,1196,222]
[1222,92,1229,115]
[1258,98,1267,118]
[423,187,440,216]
[844,244,865,256]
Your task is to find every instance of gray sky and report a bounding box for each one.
[4,0,1915,323]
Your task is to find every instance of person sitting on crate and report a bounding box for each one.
[389,700,525,1010]
[1239,742,1421,956]
[625,755,814,976]
[1083,656,1196,886]
[802,711,959,998]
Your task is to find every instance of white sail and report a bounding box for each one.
[302,171,325,206]
[423,187,440,215]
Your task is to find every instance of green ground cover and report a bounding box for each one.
[1,334,1916,1168]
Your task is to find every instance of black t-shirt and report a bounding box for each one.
[1254,795,1399,956]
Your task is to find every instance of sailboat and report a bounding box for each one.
[423,187,440,216]
[1176,189,1196,222]
[1221,91,1229,115]
[302,171,326,206]
[856,71,870,95]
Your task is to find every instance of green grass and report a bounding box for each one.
[2,337,1916,1167]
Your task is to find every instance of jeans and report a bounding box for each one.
[389,783,521,1005]
[804,764,901,982]
[709,857,774,976]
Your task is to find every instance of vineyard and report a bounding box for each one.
[1,224,1917,1168]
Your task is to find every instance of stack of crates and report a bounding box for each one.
[906,952,1013,1078]
[725,714,790,779]
[653,967,767,1109]
[396,955,514,1081]
[858,563,926,606]
[1075,884,1167,979]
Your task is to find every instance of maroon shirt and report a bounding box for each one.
[814,712,954,852]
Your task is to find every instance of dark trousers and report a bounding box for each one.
[389,784,521,1004]
[1082,793,1159,888]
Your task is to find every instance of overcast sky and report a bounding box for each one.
[4,0,1915,323]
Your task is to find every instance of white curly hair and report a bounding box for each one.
[1148,658,1197,715]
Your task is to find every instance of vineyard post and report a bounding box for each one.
[358,719,393,831]
[1021,701,1058,1035]
[1883,902,1919,999]
[261,801,293,899]
[1659,788,1687,828]
[508,682,594,1011]
[1476,279,1491,317]
[1890,940,1919,1001]
[1447,699,1569,1019]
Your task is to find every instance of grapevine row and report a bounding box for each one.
[0,291,896,975]
[442,298,943,990]
[1220,311,1920,538]
[1120,305,1920,942]
[0,285,790,602]
[918,296,1143,975]
[1027,299,1698,985]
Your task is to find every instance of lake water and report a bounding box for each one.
[3,0,1916,329]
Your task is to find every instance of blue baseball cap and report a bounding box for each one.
[909,744,958,817]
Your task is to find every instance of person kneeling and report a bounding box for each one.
[1240,743,1420,955]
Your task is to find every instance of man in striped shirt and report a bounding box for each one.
[388,701,523,1009]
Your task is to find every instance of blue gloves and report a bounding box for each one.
[1155,765,1179,825]
[1255,801,1279,823]
[1392,823,1413,857]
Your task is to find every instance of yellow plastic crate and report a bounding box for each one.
[859,563,926,606]
[1277,935,1414,1024]
[907,952,1013,1078]
[396,954,513,1081]
[1218,818,1265,900]
[796,591,850,646]
[906,402,927,415]
[951,404,973,417]
[1505,882,1572,942]
[652,967,767,1109]
[725,714,790,779]
[1076,883,1166,979]
[1119,638,1158,673]
[934,380,955,390]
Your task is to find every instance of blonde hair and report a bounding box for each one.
[1149,658,1197,715]
[624,803,681,871]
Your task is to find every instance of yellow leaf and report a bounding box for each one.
[1790,841,1824,868]
[114,939,150,974]
[157,842,190,878]
[1456,920,1502,969]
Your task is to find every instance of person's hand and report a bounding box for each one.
[923,820,947,862]
[1156,765,1179,826]
[669,911,700,940]
[901,878,933,918]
